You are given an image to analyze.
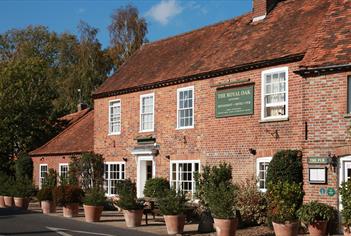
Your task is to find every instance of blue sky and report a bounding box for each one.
[0,0,252,48]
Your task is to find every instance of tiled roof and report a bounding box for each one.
[58,108,90,127]
[93,0,346,98]
[30,110,94,156]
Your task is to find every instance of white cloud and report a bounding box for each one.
[146,0,183,25]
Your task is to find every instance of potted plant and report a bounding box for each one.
[13,178,36,210]
[0,173,8,208]
[55,184,84,217]
[297,201,333,236]
[158,189,187,235]
[340,180,351,235]
[83,187,106,222]
[3,178,15,207]
[143,177,170,200]
[115,180,144,227]
[37,187,56,213]
[267,181,304,236]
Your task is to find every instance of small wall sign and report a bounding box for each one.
[309,167,327,184]
[327,187,336,197]
[215,85,254,118]
[319,188,326,195]
[308,157,329,165]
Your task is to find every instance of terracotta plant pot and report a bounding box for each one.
[63,203,79,217]
[41,200,56,214]
[213,218,238,236]
[4,196,13,207]
[272,221,299,236]
[0,196,5,208]
[14,197,30,210]
[164,215,186,235]
[123,209,143,227]
[308,220,328,236]
[83,205,103,222]
[344,226,351,236]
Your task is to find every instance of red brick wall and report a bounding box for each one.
[94,62,304,184]
[32,155,71,187]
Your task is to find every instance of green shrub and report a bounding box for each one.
[266,150,302,185]
[13,178,36,198]
[340,180,351,227]
[115,179,144,210]
[2,177,15,196]
[42,169,58,189]
[143,177,170,198]
[297,201,333,224]
[15,152,33,180]
[83,187,106,206]
[267,181,303,223]
[37,187,54,201]
[236,179,268,226]
[158,189,186,215]
[55,185,84,206]
[195,163,237,219]
[0,173,9,196]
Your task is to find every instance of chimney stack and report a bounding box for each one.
[252,0,280,22]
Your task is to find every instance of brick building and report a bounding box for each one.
[31,0,351,224]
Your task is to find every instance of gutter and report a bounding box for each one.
[294,63,351,77]
[93,53,305,99]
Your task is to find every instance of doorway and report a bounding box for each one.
[137,156,155,198]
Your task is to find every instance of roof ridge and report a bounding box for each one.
[143,12,251,47]
[30,109,93,155]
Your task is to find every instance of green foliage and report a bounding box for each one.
[267,181,304,223]
[158,189,186,215]
[42,169,58,189]
[297,201,333,224]
[2,177,15,196]
[195,163,237,219]
[55,185,84,206]
[83,187,106,206]
[236,179,268,226]
[13,178,36,198]
[37,187,54,201]
[68,152,104,190]
[15,152,33,180]
[108,4,148,71]
[340,180,351,226]
[266,150,302,185]
[115,179,144,210]
[0,172,9,195]
[143,177,170,198]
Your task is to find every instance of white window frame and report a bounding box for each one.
[177,86,195,129]
[256,157,272,192]
[59,163,69,180]
[39,164,48,189]
[140,93,155,132]
[170,160,200,197]
[104,162,126,196]
[108,99,121,135]
[261,67,289,121]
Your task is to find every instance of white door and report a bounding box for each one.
[137,156,155,198]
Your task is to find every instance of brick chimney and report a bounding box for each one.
[252,0,280,22]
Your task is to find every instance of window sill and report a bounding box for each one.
[344,114,351,118]
[260,117,289,123]
[108,133,121,136]
[176,126,194,130]
[139,130,154,133]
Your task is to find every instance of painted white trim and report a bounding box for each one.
[104,161,126,197]
[39,164,48,189]
[261,67,289,121]
[339,156,351,210]
[108,99,121,135]
[176,86,195,129]
[256,157,272,192]
[169,160,200,197]
[136,156,155,198]
[139,93,155,132]
[253,14,266,22]
[58,163,69,177]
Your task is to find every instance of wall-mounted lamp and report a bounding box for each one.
[123,157,128,162]
[40,157,44,161]
[249,148,256,155]
[328,153,338,172]
[165,155,170,160]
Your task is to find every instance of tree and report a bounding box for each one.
[15,152,33,180]
[108,4,148,71]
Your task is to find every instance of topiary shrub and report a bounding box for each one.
[158,188,186,216]
[37,187,54,201]
[266,150,302,185]
[115,179,144,210]
[13,178,36,198]
[42,169,58,189]
[143,177,170,199]
[236,178,268,226]
[297,201,333,225]
[340,180,351,228]
[55,185,84,206]
[83,187,106,206]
